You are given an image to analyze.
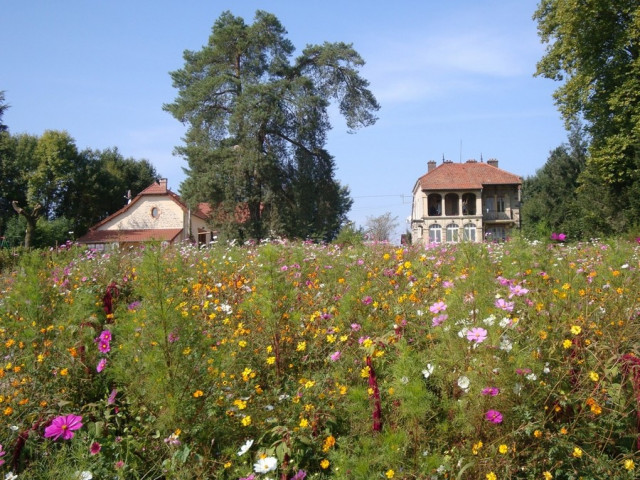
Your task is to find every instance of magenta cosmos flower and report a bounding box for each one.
[96,358,107,373]
[466,327,488,343]
[44,414,83,440]
[485,410,503,424]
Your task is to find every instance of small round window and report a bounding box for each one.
[151,207,159,218]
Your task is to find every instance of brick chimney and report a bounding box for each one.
[158,178,168,192]
[427,160,437,172]
[487,159,499,168]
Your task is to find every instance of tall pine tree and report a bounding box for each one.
[164,10,378,241]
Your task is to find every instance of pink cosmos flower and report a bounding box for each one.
[485,410,503,424]
[98,341,111,353]
[330,351,342,362]
[466,327,488,343]
[429,301,447,314]
[350,323,361,331]
[0,443,5,466]
[107,389,118,405]
[508,284,529,297]
[495,298,514,312]
[44,414,83,440]
[362,296,373,305]
[96,358,107,373]
[90,441,101,455]
[432,314,448,327]
[481,387,500,396]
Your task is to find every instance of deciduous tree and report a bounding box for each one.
[164,10,379,241]
[364,212,399,242]
[534,1,640,229]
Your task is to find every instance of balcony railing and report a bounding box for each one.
[483,210,511,221]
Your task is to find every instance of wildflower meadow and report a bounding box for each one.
[1,237,640,479]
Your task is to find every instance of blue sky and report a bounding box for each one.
[1,1,567,240]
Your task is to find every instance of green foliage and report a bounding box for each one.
[521,123,588,239]
[534,0,640,233]
[165,10,379,242]
[0,131,157,247]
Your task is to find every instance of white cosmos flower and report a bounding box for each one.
[237,438,254,456]
[422,364,434,379]
[526,373,537,381]
[499,338,513,352]
[254,456,278,473]
[75,472,92,480]
[457,375,470,392]
[5,473,18,480]
[401,376,409,384]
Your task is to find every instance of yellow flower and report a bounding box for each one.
[3,406,13,416]
[266,356,276,365]
[472,441,483,455]
[560,427,568,435]
[486,473,497,480]
[60,368,68,376]
[320,459,330,469]
[498,444,508,454]
[241,416,251,427]
[224,461,232,468]
[572,447,582,458]
[543,472,553,480]
[570,325,582,335]
[296,341,306,352]
[589,371,599,382]
[299,418,309,428]
[193,390,204,398]
[624,459,635,471]
[386,469,395,478]
[562,339,573,349]
[539,330,548,340]
[534,429,543,438]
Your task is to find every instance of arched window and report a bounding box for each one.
[429,224,442,243]
[445,193,459,216]
[446,223,459,243]
[463,223,476,242]
[428,194,442,216]
[462,193,476,215]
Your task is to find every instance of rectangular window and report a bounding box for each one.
[497,196,505,213]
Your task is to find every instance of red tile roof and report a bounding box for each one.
[416,161,522,190]
[78,228,183,244]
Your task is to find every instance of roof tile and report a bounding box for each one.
[417,162,521,190]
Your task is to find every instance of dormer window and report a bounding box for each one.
[151,207,159,218]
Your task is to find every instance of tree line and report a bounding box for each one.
[0,96,157,248]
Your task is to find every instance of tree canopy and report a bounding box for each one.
[0,130,157,248]
[534,1,640,232]
[164,10,379,242]
[521,123,588,239]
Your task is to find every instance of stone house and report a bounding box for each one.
[411,159,522,244]
[77,179,214,250]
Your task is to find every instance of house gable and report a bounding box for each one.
[78,179,214,247]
